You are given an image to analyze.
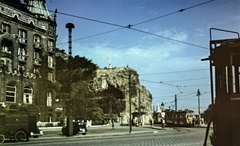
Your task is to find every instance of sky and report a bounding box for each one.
[46,0,240,113]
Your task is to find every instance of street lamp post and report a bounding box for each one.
[196,89,201,126]
[161,102,165,128]
[65,23,75,137]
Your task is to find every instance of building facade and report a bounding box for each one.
[0,0,57,122]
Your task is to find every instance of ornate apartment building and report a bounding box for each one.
[0,0,57,122]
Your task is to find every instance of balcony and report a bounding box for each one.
[33,58,42,66]
[48,46,55,54]
[48,63,54,69]
[1,52,11,58]
[33,42,42,50]
[18,55,27,63]
[18,37,27,45]
[48,31,55,37]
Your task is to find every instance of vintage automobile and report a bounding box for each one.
[0,110,43,143]
[62,122,87,135]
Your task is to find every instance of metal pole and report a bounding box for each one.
[129,70,132,133]
[138,88,141,126]
[197,89,201,116]
[175,94,177,111]
[65,23,75,137]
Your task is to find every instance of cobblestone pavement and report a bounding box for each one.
[4,126,211,146]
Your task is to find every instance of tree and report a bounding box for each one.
[55,50,98,120]
[98,85,126,119]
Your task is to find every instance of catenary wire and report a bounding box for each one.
[140,68,209,75]
[132,0,214,26]
[128,27,209,50]
[51,1,214,49]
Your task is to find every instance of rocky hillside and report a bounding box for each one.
[89,66,152,125]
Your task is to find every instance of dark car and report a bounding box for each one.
[62,122,87,135]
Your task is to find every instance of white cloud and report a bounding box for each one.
[71,29,194,72]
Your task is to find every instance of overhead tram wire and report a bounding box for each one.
[51,0,214,48]
[132,0,214,27]
[128,27,209,50]
[50,10,126,28]
[164,77,209,83]
[140,68,209,76]
[50,0,213,29]
[140,79,186,88]
[57,28,125,45]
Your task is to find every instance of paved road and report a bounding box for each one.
[3,125,211,146]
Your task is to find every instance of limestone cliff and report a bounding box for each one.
[89,67,152,125]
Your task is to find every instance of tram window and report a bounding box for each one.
[231,54,240,94]
[225,66,229,93]
[232,65,240,93]
[239,66,240,93]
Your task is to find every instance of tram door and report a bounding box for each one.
[210,38,240,146]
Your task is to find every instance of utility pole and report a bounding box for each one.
[175,94,177,111]
[138,88,141,126]
[128,69,132,133]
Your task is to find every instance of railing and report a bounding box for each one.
[18,37,27,44]
[0,52,11,58]
[33,42,42,50]
[33,58,42,66]
[18,55,27,63]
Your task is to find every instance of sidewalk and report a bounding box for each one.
[35,124,172,141]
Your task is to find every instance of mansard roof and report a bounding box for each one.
[0,0,52,20]
[26,0,53,20]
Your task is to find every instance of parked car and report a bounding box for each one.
[62,122,87,135]
[30,128,43,138]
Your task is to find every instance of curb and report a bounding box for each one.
[31,130,157,141]
[32,126,172,142]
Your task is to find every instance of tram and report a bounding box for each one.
[153,109,195,127]
[203,28,240,146]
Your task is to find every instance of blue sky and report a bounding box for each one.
[46,0,240,113]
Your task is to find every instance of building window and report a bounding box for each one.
[6,83,16,102]
[1,23,11,33]
[48,24,54,36]
[33,52,41,65]
[18,47,27,62]
[48,56,53,68]
[47,92,52,107]
[23,86,33,104]
[34,35,42,48]
[48,72,53,82]
[1,40,12,54]
[34,35,41,43]
[48,40,54,52]
[18,29,27,44]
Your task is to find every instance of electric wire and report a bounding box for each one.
[49,10,126,28]
[50,1,214,49]
[132,0,214,26]
[164,77,209,83]
[50,0,214,29]
[57,28,125,45]
[128,27,209,50]
[140,68,209,75]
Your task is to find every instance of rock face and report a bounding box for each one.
[89,67,152,125]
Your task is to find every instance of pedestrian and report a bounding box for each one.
[112,119,115,129]
[150,119,153,127]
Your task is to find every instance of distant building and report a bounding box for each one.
[0,0,57,122]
